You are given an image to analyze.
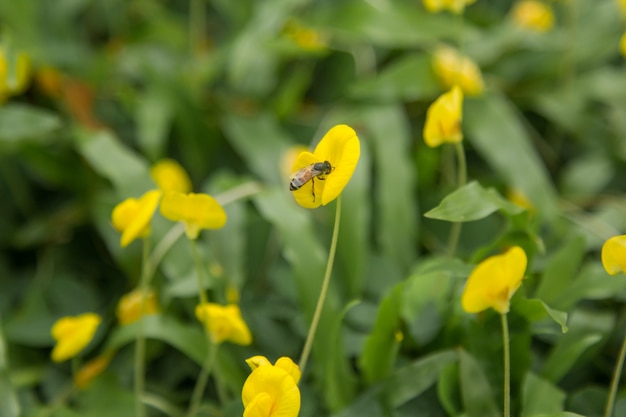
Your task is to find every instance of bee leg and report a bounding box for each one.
[311,178,316,202]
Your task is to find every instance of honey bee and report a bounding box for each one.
[289,160,333,201]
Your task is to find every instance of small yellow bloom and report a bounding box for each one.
[511,1,554,33]
[601,235,626,276]
[195,303,252,345]
[150,159,192,194]
[74,351,114,389]
[423,0,477,14]
[160,192,227,239]
[423,85,463,148]
[116,288,160,325]
[620,32,626,58]
[51,313,101,362]
[283,19,327,51]
[112,190,161,247]
[432,46,484,96]
[462,246,528,314]
[0,47,30,102]
[290,124,360,209]
[242,356,301,417]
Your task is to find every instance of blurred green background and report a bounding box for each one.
[2,0,626,416]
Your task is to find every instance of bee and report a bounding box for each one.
[289,160,333,201]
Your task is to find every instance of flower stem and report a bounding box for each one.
[501,313,511,417]
[604,334,626,417]
[298,196,342,374]
[134,237,152,417]
[446,141,467,257]
[186,238,215,416]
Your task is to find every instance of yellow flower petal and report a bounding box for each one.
[289,124,360,209]
[116,288,160,325]
[461,246,528,314]
[432,46,484,96]
[0,47,31,100]
[602,235,626,276]
[242,363,301,417]
[423,85,464,148]
[112,190,161,247]
[160,192,227,239]
[423,0,476,14]
[511,1,554,33]
[246,355,273,371]
[274,357,301,384]
[51,313,102,362]
[195,303,252,345]
[151,159,192,193]
[621,32,626,58]
[74,351,114,389]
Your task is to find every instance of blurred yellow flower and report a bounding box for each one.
[432,46,484,96]
[511,1,554,32]
[160,192,227,239]
[283,19,327,51]
[151,159,192,194]
[111,190,161,247]
[242,356,301,417]
[619,0,626,20]
[74,351,114,389]
[507,187,535,213]
[0,47,31,102]
[621,32,626,57]
[51,313,101,362]
[116,288,160,325]
[601,235,626,276]
[423,85,464,148]
[290,124,360,209]
[195,303,252,345]
[462,246,528,314]
[423,0,477,14]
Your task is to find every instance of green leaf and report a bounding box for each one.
[135,87,172,161]
[521,372,565,417]
[359,283,404,383]
[0,322,20,417]
[105,315,207,365]
[535,236,586,309]
[424,181,523,222]
[387,350,458,408]
[541,332,603,383]
[515,298,568,334]
[459,349,500,417]
[349,54,440,101]
[464,93,559,222]
[74,129,152,197]
[0,104,61,148]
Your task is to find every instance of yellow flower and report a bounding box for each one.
[621,32,626,58]
[290,124,360,209]
[0,47,30,102]
[74,351,114,389]
[150,159,192,194]
[602,235,626,276]
[160,192,227,239]
[432,46,484,96]
[511,1,554,33]
[462,246,528,314]
[195,303,252,345]
[423,0,477,14]
[423,85,463,148]
[51,313,101,362]
[116,288,160,325]
[242,356,301,417]
[111,190,161,247]
[282,19,327,51]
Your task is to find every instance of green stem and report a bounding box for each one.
[501,313,511,417]
[446,142,467,257]
[186,238,215,417]
[134,237,152,417]
[605,335,626,417]
[298,196,342,373]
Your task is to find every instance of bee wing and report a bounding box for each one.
[290,151,318,174]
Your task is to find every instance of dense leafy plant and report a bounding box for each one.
[2,1,626,417]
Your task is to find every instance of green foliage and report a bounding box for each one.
[2,0,626,416]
